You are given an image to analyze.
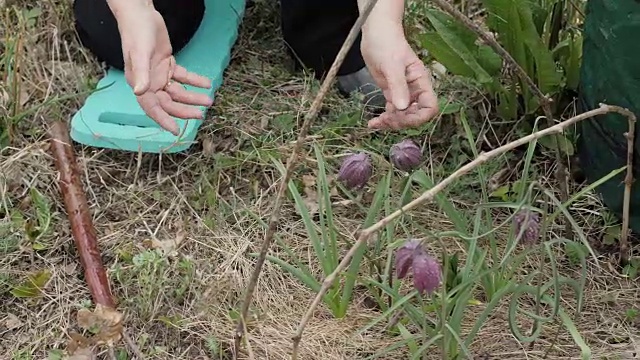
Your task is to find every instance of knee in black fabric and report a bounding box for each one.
[73,0,205,70]
[279,0,365,78]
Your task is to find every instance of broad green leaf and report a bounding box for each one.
[10,270,51,298]
[420,31,477,79]
[438,98,464,115]
[517,2,563,95]
[566,33,583,90]
[475,45,503,76]
[496,86,519,120]
[537,133,574,155]
[424,7,479,47]
[423,11,493,84]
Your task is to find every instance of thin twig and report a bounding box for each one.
[292,103,636,350]
[232,0,381,357]
[430,0,573,240]
[620,115,637,263]
[123,330,145,360]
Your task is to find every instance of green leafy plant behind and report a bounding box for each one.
[418,0,583,120]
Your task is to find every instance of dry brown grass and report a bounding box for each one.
[1,1,640,359]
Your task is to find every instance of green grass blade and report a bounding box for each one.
[314,144,339,272]
[272,158,330,275]
[408,334,445,360]
[411,170,468,233]
[261,254,322,294]
[557,307,592,359]
[341,170,392,314]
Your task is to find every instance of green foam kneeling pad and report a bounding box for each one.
[70,0,245,153]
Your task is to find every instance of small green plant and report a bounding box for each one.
[415,0,584,121]
[264,144,391,318]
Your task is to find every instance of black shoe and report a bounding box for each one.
[337,67,386,114]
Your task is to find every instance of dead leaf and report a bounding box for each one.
[67,347,95,360]
[0,88,8,110]
[3,313,23,330]
[19,88,30,107]
[63,263,78,275]
[301,174,319,215]
[488,167,511,192]
[202,138,215,157]
[66,332,92,355]
[76,304,124,346]
[143,226,186,257]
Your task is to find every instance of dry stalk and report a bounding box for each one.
[620,114,637,263]
[232,0,381,357]
[429,0,573,239]
[292,103,636,353]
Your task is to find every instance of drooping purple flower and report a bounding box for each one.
[513,209,541,244]
[337,152,373,190]
[389,139,423,172]
[395,239,442,295]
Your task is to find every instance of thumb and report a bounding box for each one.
[128,49,152,95]
[383,62,410,111]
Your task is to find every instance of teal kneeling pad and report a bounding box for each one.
[70,0,245,153]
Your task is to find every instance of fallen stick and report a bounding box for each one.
[49,120,115,308]
[49,121,137,357]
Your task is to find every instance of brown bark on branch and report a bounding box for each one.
[49,121,115,308]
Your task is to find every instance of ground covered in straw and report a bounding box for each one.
[2,1,640,359]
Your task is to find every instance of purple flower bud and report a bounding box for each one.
[390,139,423,172]
[513,210,541,244]
[337,152,372,190]
[395,239,442,295]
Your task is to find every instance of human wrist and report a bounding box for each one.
[358,0,405,34]
[107,0,154,21]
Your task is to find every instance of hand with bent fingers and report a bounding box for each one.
[114,2,213,135]
[361,25,439,130]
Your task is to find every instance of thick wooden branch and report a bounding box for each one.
[49,121,115,308]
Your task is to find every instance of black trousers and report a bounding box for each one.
[72,0,365,79]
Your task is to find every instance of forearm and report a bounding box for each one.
[357,0,405,33]
[106,0,154,20]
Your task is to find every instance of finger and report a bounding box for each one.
[381,89,396,113]
[368,113,402,130]
[157,91,205,120]
[172,65,212,89]
[396,106,438,129]
[137,93,180,135]
[388,102,440,129]
[165,82,214,107]
[128,49,152,95]
[382,61,410,111]
[408,64,438,112]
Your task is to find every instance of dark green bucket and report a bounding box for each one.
[577,0,640,232]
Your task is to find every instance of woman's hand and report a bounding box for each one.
[108,0,213,135]
[360,20,439,130]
